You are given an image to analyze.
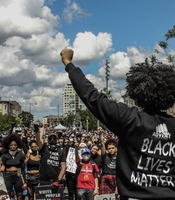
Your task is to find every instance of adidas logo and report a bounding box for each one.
[152,124,171,139]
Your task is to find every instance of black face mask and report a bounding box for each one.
[31,149,37,153]
[49,138,57,145]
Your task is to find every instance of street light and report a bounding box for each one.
[29,102,37,113]
[86,117,89,133]
[8,96,13,115]
[0,85,3,100]
[58,105,59,124]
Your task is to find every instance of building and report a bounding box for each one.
[0,100,22,118]
[122,93,175,116]
[42,115,59,127]
[122,93,136,107]
[62,84,86,117]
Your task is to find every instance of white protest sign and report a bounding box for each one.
[94,193,116,200]
[66,147,77,173]
[0,172,10,200]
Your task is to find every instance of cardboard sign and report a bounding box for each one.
[35,185,63,200]
[94,193,116,200]
[66,147,77,174]
[0,172,10,200]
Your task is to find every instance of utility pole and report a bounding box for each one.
[58,105,59,124]
[29,102,37,113]
[105,60,110,91]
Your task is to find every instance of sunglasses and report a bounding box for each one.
[49,137,57,140]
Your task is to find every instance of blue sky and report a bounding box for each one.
[51,0,175,74]
[52,0,175,50]
[0,0,175,121]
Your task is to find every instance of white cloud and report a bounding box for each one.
[72,32,113,66]
[62,0,91,24]
[18,33,70,66]
[98,46,149,81]
[0,0,171,121]
[0,0,58,44]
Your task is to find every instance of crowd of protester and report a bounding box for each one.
[0,123,119,200]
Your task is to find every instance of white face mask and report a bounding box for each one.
[9,150,17,156]
[82,154,91,161]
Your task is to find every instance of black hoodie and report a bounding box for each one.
[65,63,175,199]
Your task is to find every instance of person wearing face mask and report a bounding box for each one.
[75,146,99,200]
[34,123,66,186]
[25,140,40,200]
[57,138,63,149]
[1,133,27,200]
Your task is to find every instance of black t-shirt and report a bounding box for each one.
[39,144,66,181]
[101,153,116,175]
[91,154,102,169]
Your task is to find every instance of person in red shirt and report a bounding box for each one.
[75,147,99,200]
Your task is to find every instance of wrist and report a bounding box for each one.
[57,178,62,183]
[63,60,71,66]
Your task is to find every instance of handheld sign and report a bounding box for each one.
[35,185,64,200]
[66,147,77,174]
[94,193,116,200]
[0,172,10,200]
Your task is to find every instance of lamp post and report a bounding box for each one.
[9,96,13,115]
[86,117,89,133]
[58,105,59,124]
[97,119,100,128]
[0,85,3,100]
[29,102,37,113]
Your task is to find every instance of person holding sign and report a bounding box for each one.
[65,146,78,200]
[60,49,175,200]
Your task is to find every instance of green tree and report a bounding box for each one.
[100,87,117,102]
[62,111,76,128]
[154,25,175,67]
[67,112,76,128]
[77,109,106,131]
[18,111,33,127]
[0,113,16,131]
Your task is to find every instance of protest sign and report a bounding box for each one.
[0,172,10,200]
[94,193,116,200]
[66,147,77,173]
[35,185,63,200]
